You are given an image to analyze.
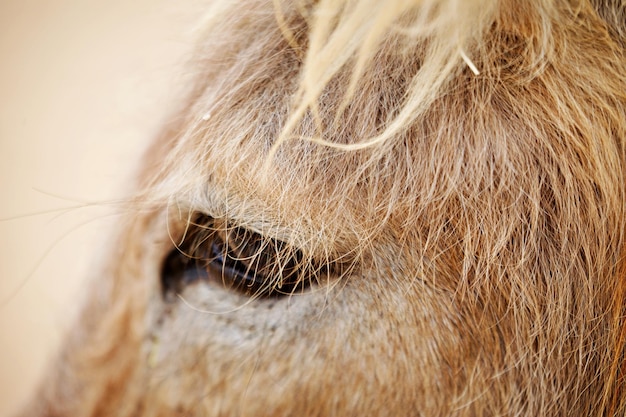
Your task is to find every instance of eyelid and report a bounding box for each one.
[162,213,323,299]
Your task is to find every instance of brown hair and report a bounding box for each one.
[22,1,626,415]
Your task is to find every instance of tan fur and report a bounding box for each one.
[20,0,626,415]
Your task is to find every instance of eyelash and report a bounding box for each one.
[161,215,319,299]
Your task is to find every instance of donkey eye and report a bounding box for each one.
[161,215,314,299]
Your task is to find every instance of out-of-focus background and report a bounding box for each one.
[0,1,199,415]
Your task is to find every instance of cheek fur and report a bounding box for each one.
[19,1,626,416]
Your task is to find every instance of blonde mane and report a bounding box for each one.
[20,1,626,415]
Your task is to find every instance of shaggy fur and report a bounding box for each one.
[20,0,626,415]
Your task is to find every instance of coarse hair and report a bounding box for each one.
[22,0,626,416]
[150,1,626,414]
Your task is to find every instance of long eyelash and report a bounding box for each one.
[161,211,361,303]
[179,214,334,297]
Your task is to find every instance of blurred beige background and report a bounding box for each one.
[0,1,199,415]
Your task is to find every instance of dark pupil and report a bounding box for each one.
[161,218,310,299]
